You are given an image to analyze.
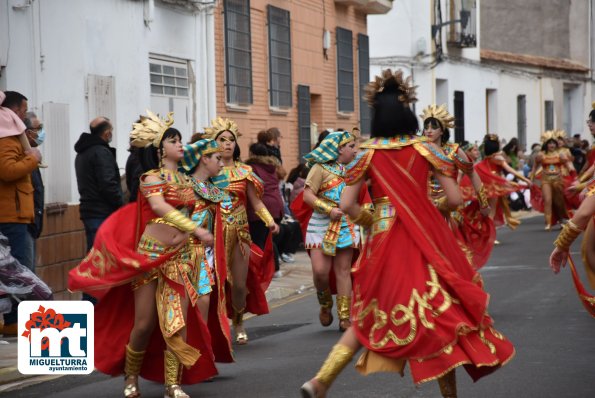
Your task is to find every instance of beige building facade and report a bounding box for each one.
[214,0,393,171]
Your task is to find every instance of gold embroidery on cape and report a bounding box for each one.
[76,243,142,280]
[354,265,459,349]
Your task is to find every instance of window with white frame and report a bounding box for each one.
[150,59,189,97]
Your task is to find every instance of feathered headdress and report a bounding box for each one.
[364,69,418,106]
[130,110,174,148]
[420,104,455,129]
[552,129,567,140]
[180,138,222,171]
[203,117,241,140]
[540,130,555,143]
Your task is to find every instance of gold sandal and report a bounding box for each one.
[124,375,140,398]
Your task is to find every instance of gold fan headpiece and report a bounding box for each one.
[130,110,174,148]
[540,130,555,143]
[485,133,499,142]
[552,129,567,140]
[420,104,455,129]
[364,69,418,106]
[203,117,241,140]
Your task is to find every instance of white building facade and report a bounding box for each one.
[0,0,217,204]
[368,0,593,150]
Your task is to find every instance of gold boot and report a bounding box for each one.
[544,212,553,231]
[232,305,248,345]
[317,289,333,327]
[300,343,355,397]
[437,369,457,398]
[336,295,351,332]
[124,345,145,398]
[164,350,189,398]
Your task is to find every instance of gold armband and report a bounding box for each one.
[348,208,374,228]
[256,207,275,227]
[553,220,583,251]
[478,185,489,209]
[314,199,334,215]
[579,170,593,183]
[574,182,587,192]
[162,209,196,233]
[435,196,451,213]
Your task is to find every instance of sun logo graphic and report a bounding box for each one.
[18,301,94,374]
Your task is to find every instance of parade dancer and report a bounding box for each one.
[461,141,481,164]
[300,69,514,398]
[69,112,218,398]
[181,137,234,362]
[421,104,494,269]
[530,131,575,230]
[301,131,359,332]
[549,177,595,316]
[475,134,531,230]
[203,117,279,345]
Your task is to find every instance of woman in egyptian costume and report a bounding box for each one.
[421,104,495,270]
[530,130,575,230]
[202,117,279,345]
[300,131,359,332]
[300,70,514,398]
[69,112,221,398]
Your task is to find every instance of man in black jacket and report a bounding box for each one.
[74,116,123,261]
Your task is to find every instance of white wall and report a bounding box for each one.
[0,0,216,203]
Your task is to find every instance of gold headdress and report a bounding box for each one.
[203,117,241,140]
[485,133,499,142]
[540,130,555,143]
[364,69,418,106]
[552,129,567,140]
[420,104,455,129]
[130,110,174,148]
[592,101,595,110]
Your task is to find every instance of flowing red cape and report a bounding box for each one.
[352,149,514,383]
[568,255,595,318]
[226,236,275,317]
[453,201,496,270]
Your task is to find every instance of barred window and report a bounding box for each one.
[267,5,292,108]
[336,27,354,113]
[150,60,189,97]
[358,33,370,135]
[454,91,465,143]
[224,0,253,105]
[545,100,554,131]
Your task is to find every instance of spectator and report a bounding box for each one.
[0,90,41,336]
[74,117,124,301]
[266,127,283,164]
[503,138,520,170]
[527,143,541,171]
[571,134,586,172]
[287,163,308,204]
[24,112,46,244]
[246,143,284,276]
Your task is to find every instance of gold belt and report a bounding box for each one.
[371,197,395,238]
[222,207,248,226]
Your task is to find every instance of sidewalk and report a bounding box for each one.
[0,250,315,392]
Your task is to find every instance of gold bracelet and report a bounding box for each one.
[162,209,196,233]
[348,207,374,228]
[478,185,489,209]
[435,196,451,213]
[314,198,334,215]
[255,207,275,227]
[553,220,583,250]
[579,172,592,183]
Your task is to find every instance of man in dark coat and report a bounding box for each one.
[74,117,123,302]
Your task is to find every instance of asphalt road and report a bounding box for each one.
[5,215,595,397]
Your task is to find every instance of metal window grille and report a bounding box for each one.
[517,95,527,148]
[297,85,311,159]
[149,60,189,97]
[454,91,465,143]
[358,33,371,136]
[268,5,292,108]
[336,27,354,112]
[544,100,554,131]
[224,0,253,105]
